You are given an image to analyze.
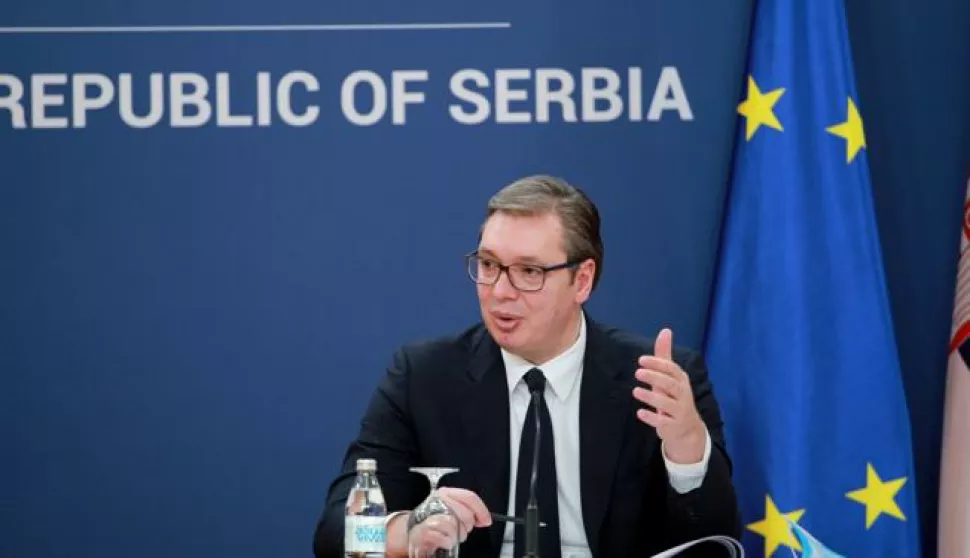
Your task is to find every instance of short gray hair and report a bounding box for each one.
[483,175,604,290]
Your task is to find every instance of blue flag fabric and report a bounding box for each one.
[703,0,922,556]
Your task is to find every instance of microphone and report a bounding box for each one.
[524,386,541,558]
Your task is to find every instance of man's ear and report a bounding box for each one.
[574,259,596,303]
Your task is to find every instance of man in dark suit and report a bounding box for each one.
[314,175,741,557]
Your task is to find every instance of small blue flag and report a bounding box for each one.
[786,520,845,558]
[703,0,922,556]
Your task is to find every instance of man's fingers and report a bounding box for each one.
[438,493,475,534]
[636,407,672,429]
[635,368,681,398]
[448,489,492,527]
[425,529,455,549]
[636,356,682,379]
[438,487,492,527]
[633,387,680,419]
[655,327,673,360]
[413,521,460,549]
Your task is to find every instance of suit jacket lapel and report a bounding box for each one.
[580,318,637,554]
[459,327,510,555]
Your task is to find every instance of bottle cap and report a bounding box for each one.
[356,458,377,472]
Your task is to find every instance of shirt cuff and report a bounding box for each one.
[662,427,711,494]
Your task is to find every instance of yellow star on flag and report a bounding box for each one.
[826,97,867,163]
[737,76,785,141]
[845,462,907,529]
[746,495,806,558]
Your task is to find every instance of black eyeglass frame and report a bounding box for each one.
[464,251,583,292]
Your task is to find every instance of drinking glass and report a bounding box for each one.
[406,467,462,558]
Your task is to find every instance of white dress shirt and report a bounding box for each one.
[497,314,712,558]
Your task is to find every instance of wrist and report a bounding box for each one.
[664,424,706,464]
[384,511,411,558]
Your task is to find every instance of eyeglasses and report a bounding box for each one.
[465,252,581,292]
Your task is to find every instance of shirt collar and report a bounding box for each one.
[500,312,587,401]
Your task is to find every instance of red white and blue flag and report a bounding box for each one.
[939,174,970,558]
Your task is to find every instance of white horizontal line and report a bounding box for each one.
[0,22,512,34]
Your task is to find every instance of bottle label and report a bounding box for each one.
[345,516,386,553]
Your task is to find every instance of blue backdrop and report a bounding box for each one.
[2,1,968,557]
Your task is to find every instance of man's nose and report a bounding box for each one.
[491,270,519,299]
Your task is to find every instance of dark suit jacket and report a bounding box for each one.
[313,315,741,557]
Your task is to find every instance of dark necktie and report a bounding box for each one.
[514,368,562,558]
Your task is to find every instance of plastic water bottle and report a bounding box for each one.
[344,458,387,557]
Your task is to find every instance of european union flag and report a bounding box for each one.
[703,0,922,556]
